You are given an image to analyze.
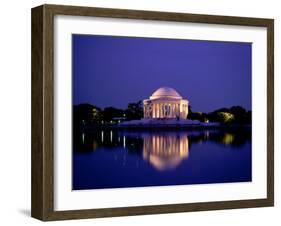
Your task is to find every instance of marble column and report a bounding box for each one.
[169,104,171,118]
[157,103,159,118]
[145,105,147,118]
[168,104,170,118]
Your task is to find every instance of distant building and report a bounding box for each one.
[143,87,189,119]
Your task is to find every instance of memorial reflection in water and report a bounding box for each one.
[143,134,189,171]
[73,129,252,190]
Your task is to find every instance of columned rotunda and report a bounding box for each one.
[143,87,189,119]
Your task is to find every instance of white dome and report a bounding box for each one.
[150,87,182,100]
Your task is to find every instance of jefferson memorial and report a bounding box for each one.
[143,87,189,119]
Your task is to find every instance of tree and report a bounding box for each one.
[188,111,207,122]
[216,112,235,124]
[207,106,251,124]
[187,105,207,122]
[125,101,143,120]
[73,104,102,124]
[246,110,252,124]
[229,106,247,124]
[102,107,125,122]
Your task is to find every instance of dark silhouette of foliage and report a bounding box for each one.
[73,103,102,125]
[102,107,125,122]
[73,100,144,128]
[207,106,251,125]
[73,102,251,127]
[229,106,248,124]
[125,101,143,120]
[187,105,208,122]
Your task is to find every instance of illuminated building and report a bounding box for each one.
[143,87,189,119]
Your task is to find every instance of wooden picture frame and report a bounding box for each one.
[31,4,274,221]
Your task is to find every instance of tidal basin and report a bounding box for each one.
[73,128,252,190]
[72,36,252,190]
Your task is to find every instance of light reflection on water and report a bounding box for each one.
[73,129,252,190]
[143,134,189,171]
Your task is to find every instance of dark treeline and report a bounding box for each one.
[73,101,251,129]
[187,105,251,125]
[73,101,143,129]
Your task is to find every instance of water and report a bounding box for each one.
[73,129,252,190]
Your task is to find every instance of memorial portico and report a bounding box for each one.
[143,87,189,119]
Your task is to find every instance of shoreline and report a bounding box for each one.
[80,123,252,132]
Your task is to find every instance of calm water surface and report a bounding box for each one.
[73,129,251,190]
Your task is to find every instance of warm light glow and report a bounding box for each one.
[92,141,98,151]
[143,87,189,119]
[101,131,104,143]
[82,133,85,144]
[222,133,235,145]
[143,134,189,170]
[123,136,126,148]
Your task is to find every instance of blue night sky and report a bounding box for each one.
[72,34,252,112]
